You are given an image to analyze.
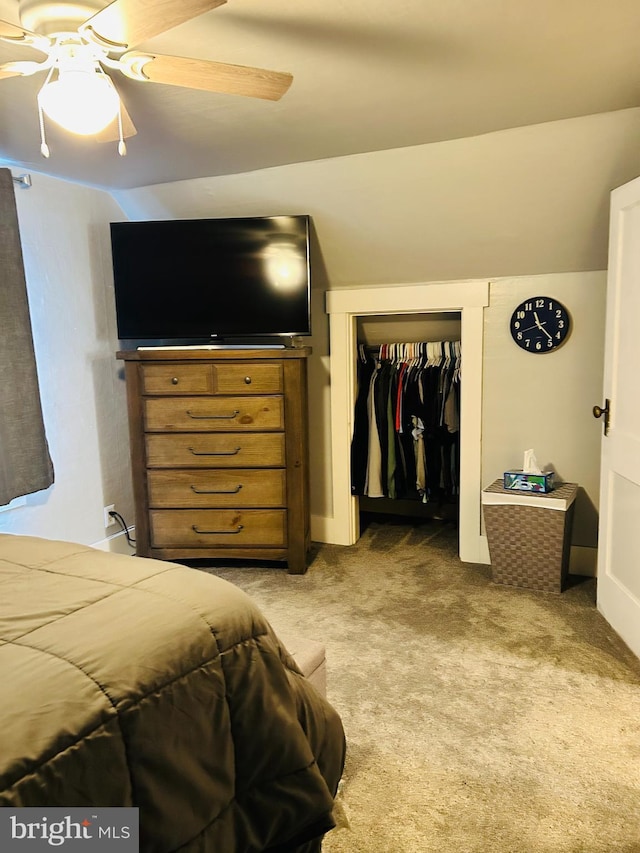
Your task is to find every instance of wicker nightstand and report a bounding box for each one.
[482,480,578,593]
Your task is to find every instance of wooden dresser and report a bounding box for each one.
[117,348,311,573]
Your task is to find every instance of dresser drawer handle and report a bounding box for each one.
[190,484,243,495]
[171,377,179,385]
[188,447,241,457]
[192,524,244,535]
[187,409,239,420]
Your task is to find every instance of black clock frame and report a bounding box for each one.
[509,296,570,354]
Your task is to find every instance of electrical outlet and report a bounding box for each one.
[104,504,116,528]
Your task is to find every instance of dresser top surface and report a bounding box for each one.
[117,347,311,362]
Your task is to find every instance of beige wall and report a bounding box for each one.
[113,110,640,564]
[113,108,640,282]
[483,273,606,555]
[0,171,134,550]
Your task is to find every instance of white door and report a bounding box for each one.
[596,175,640,659]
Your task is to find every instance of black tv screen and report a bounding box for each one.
[110,214,311,342]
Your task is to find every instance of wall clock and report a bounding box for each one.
[509,296,570,353]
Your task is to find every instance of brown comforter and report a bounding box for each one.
[0,534,345,852]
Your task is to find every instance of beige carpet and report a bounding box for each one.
[204,518,640,853]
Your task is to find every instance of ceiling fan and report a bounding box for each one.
[0,0,293,156]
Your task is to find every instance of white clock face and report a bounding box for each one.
[509,296,570,353]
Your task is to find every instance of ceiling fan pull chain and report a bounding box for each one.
[38,105,49,158]
[93,63,127,155]
[117,101,126,156]
[37,65,55,158]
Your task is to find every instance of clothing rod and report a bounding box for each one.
[12,173,32,189]
[363,340,460,349]
[361,340,461,355]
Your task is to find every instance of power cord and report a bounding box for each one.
[108,510,136,547]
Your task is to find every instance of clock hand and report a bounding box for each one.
[520,322,543,332]
[532,311,553,339]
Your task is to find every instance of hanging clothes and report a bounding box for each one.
[351,341,461,504]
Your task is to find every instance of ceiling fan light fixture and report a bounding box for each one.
[1,0,292,160]
[38,67,120,134]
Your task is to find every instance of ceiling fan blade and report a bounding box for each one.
[0,18,36,40]
[0,65,21,80]
[0,18,51,52]
[0,59,49,79]
[122,52,293,100]
[94,101,138,142]
[80,0,227,52]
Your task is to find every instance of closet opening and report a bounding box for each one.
[325,279,489,564]
[354,312,461,535]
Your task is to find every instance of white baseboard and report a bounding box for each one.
[311,513,353,546]
[568,545,597,577]
[476,534,491,565]
[92,527,136,555]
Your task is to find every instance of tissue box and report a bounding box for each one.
[503,470,554,493]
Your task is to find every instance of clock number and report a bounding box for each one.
[535,298,544,308]
[535,341,542,350]
[525,339,531,347]
[556,309,562,318]
[524,302,532,311]
[514,321,520,329]
[517,332,522,340]
[517,311,525,319]
[547,339,553,347]
[558,320,564,328]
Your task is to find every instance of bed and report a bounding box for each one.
[0,534,345,852]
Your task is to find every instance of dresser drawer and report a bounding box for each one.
[147,469,286,508]
[145,433,286,467]
[214,362,283,394]
[141,362,283,395]
[141,363,214,395]
[144,396,284,431]
[150,509,287,547]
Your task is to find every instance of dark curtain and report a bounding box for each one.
[0,168,54,505]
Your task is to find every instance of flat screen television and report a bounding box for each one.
[110,214,311,343]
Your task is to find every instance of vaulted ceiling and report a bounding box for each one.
[1,0,639,190]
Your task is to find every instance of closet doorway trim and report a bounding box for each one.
[326,279,489,564]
